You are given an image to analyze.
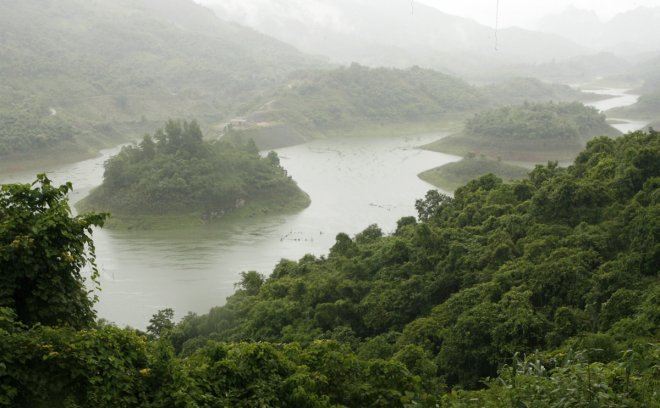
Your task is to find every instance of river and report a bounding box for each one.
[1,88,648,329]
[582,88,649,133]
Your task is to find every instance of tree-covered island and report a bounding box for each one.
[79,120,310,228]
[424,101,620,162]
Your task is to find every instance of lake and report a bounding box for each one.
[0,88,649,328]
[1,133,459,328]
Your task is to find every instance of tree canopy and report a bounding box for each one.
[81,120,309,224]
[0,175,106,328]
[0,130,658,406]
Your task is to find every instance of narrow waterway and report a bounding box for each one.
[582,88,649,133]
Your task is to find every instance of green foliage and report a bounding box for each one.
[464,101,616,142]
[1,131,658,405]
[442,345,660,407]
[426,101,620,161]
[81,120,309,222]
[170,130,659,401]
[233,64,486,146]
[0,111,78,156]
[480,77,590,106]
[419,155,529,192]
[146,309,175,340]
[0,175,107,328]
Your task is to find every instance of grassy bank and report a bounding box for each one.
[422,133,588,163]
[419,156,529,192]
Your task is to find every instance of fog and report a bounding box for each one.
[196,0,660,77]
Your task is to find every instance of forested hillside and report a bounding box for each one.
[1,130,657,406]
[425,101,619,162]
[0,0,318,164]
[231,64,487,148]
[80,120,309,227]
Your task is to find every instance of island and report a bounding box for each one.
[79,120,310,228]
[424,101,620,162]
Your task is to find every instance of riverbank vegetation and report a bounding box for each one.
[3,131,656,406]
[419,155,529,192]
[424,101,619,162]
[79,120,309,228]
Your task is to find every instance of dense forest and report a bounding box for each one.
[418,155,529,192]
[80,120,309,226]
[425,101,619,162]
[1,130,657,406]
[0,0,318,164]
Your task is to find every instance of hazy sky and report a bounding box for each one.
[417,0,660,29]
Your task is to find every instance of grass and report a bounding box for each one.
[422,133,588,163]
[419,156,530,192]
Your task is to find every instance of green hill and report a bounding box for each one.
[424,101,620,162]
[419,155,529,192]
[79,120,310,228]
[231,64,487,149]
[0,0,318,168]
[479,77,602,106]
[1,130,658,406]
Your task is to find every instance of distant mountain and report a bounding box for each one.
[0,0,319,165]
[538,6,660,55]
[199,0,585,79]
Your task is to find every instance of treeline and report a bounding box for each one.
[425,101,620,162]
[236,66,614,149]
[0,111,78,156]
[82,120,309,220]
[247,64,486,133]
[1,131,658,406]
[464,101,616,142]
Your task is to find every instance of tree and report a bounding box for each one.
[0,175,107,328]
[147,308,175,339]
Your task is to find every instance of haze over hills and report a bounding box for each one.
[0,0,319,164]
[198,0,587,79]
[538,6,660,56]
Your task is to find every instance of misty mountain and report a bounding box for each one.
[199,0,586,79]
[538,6,660,56]
[0,0,319,161]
